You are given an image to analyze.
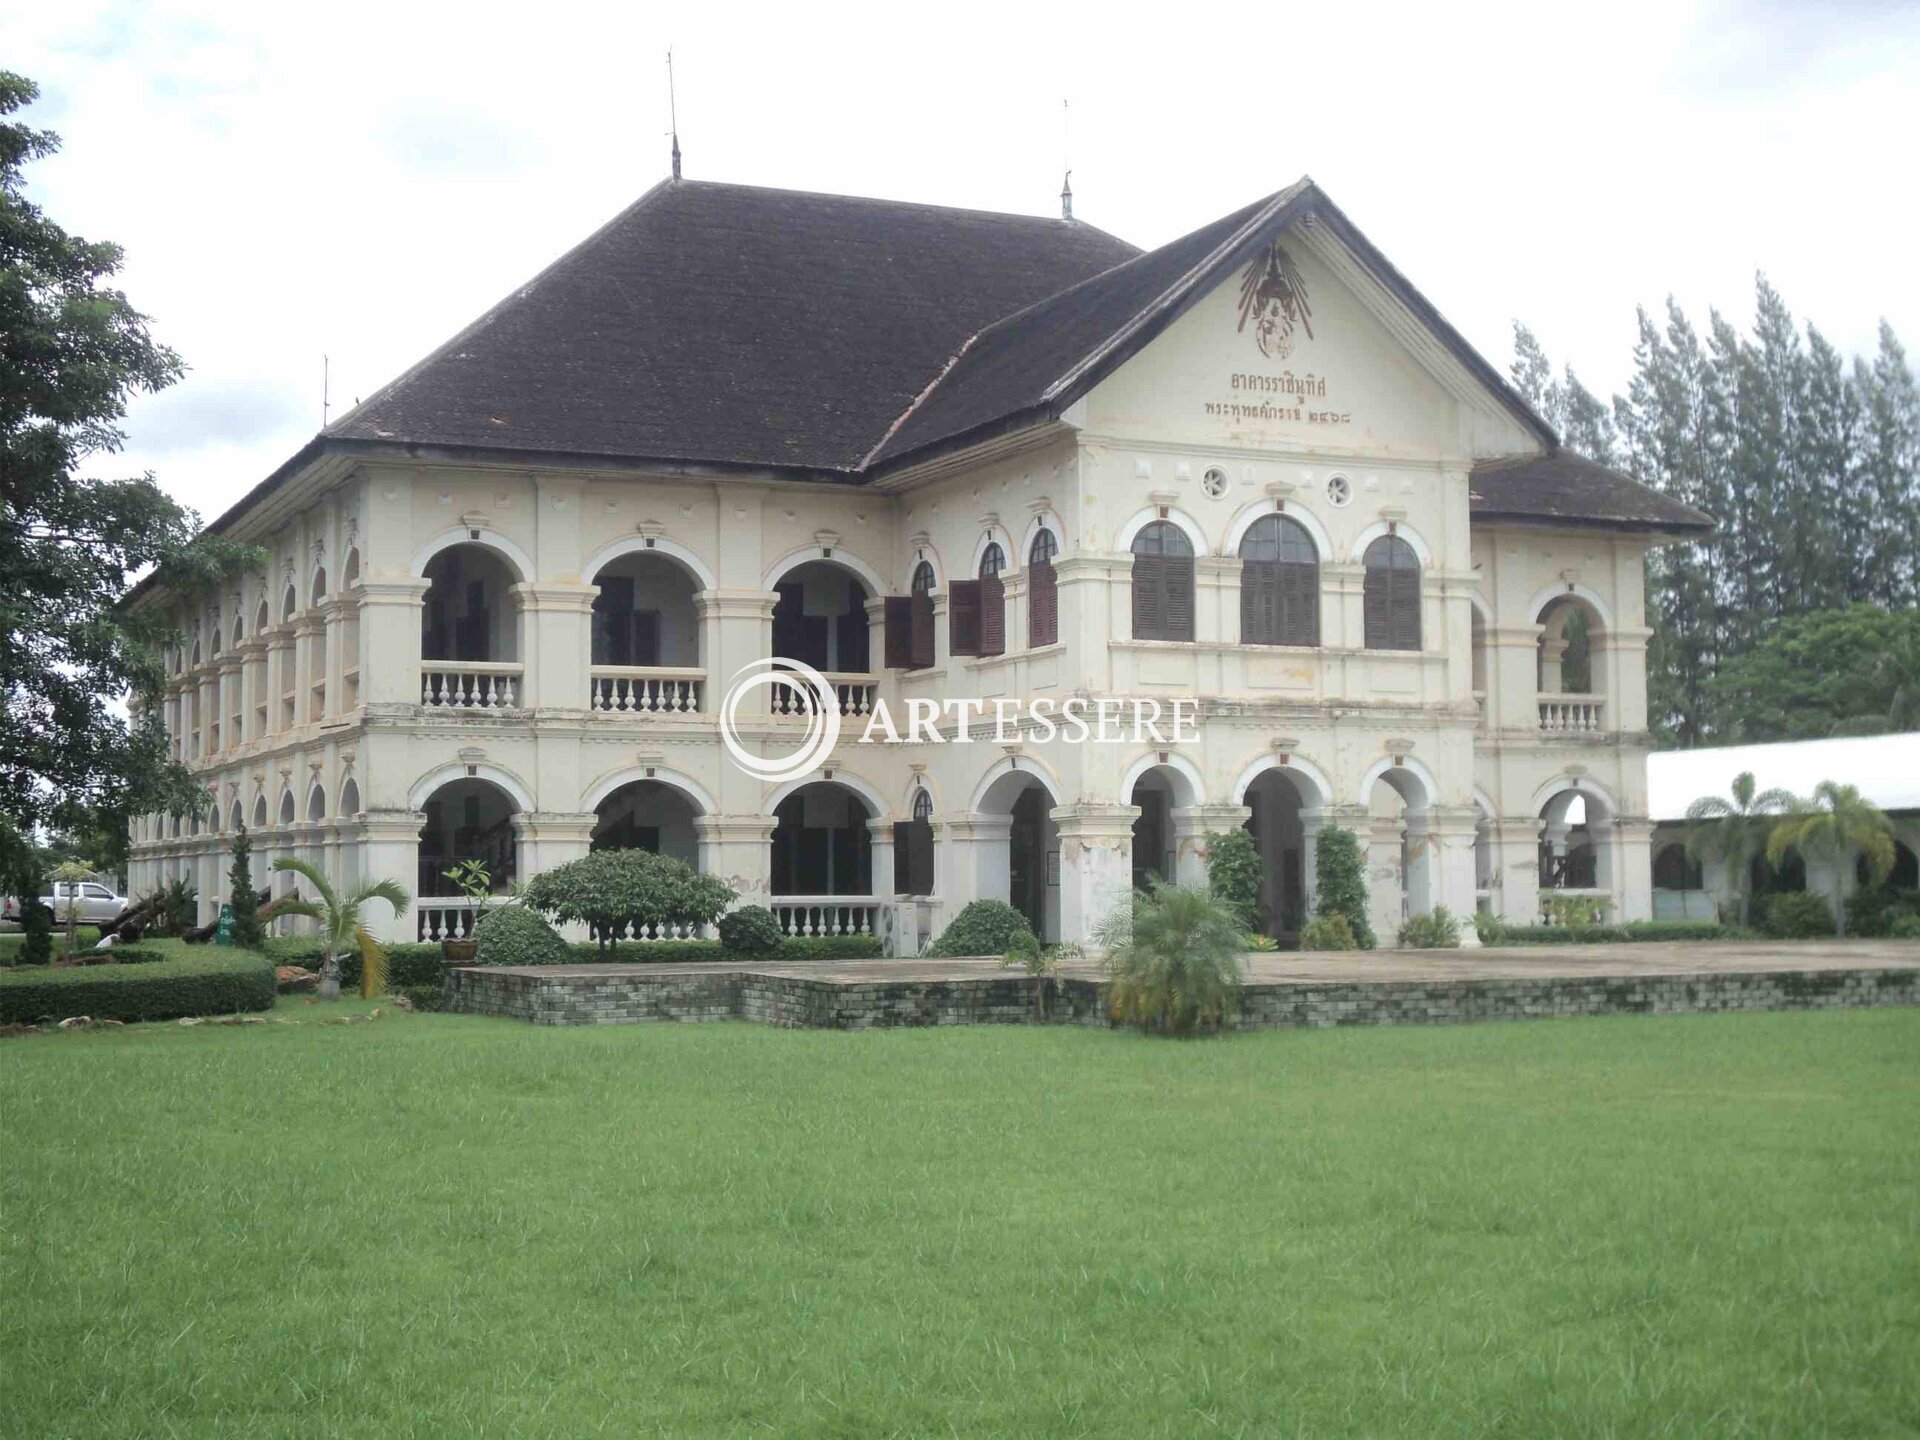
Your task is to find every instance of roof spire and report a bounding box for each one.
[667,49,682,179]
[1059,99,1072,219]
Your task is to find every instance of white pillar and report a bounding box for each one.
[361,811,424,944]
[1169,804,1253,890]
[1053,805,1137,945]
[1367,816,1405,947]
[696,816,777,906]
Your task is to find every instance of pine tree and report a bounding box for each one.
[227,823,263,949]
[1857,323,1920,608]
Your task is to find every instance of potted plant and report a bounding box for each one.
[439,858,496,965]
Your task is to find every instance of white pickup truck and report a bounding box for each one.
[1,881,127,928]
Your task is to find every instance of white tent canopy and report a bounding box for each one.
[1648,733,1920,823]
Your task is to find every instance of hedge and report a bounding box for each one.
[1482,920,1750,947]
[0,951,275,1024]
[0,927,103,961]
[276,933,883,983]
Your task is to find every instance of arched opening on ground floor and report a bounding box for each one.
[1242,767,1322,941]
[1128,763,1199,890]
[1367,762,1437,928]
[1857,838,1919,891]
[975,768,1060,943]
[418,778,518,936]
[771,781,878,936]
[591,779,702,868]
[1538,784,1613,913]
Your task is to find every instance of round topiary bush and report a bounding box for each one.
[1762,891,1836,939]
[717,905,783,955]
[1299,914,1357,951]
[925,899,1036,958]
[474,905,572,966]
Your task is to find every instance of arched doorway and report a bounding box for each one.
[1243,768,1319,941]
[589,551,703,712]
[421,544,521,708]
[975,768,1060,942]
[770,780,878,935]
[417,777,519,937]
[591,779,702,868]
[1127,763,1200,890]
[1365,763,1436,934]
[1538,785,1613,918]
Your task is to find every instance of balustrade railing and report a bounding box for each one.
[589,666,704,714]
[421,661,524,710]
[769,672,878,718]
[1537,694,1605,733]
[771,896,881,937]
[416,897,486,941]
[591,918,711,943]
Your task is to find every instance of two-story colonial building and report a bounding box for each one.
[126,176,1710,947]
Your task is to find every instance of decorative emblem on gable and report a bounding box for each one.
[1236,240,1315,359]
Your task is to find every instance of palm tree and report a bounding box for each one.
[270,857,409,999]
[1092,879,1246,1036]
[1684,771,1795,927]
[1766,781,1896,937]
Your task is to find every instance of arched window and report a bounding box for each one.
[1028,529,1059,647]
[1131,522,1194,642]
[1239,514,1318,647]
[1362,535,1421,651]
[950,545,1006,659]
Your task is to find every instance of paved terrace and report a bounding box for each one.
[449,939,1920,1028]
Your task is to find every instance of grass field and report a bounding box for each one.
[4,1006,1917,1438]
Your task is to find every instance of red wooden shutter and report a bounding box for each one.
[884,597,913,668]
[1131,555,1162,640]
[1028,559,1057,646]
[911,593,935,668]
[1163,556,1196,641]
[949,579,982,656]
[980,573,1006,656]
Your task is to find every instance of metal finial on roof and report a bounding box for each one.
[667,49,682,179]
[1060,170,1073,221]
[1059,98,1072,220]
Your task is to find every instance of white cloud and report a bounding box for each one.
[13,0,1918,524]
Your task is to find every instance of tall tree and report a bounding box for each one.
[1856,323,1920,609]
[0,71,258,869]
[1766,782,1897,936]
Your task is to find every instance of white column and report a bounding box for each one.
[696,816,777,906]
[1053,805,1138,945]
[1169,804,1253,890]
[946,815,1014,911]
[355,579,431,707]
[1367,816,1406,947]
[1419,805,1484,945]
[361,812,424,944]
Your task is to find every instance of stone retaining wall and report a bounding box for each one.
[448,964,1920,1029]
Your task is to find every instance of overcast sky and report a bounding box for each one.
[12,0,1919,526]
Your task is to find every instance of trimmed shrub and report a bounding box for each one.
[474,906,572,967]
[1482,920,1749,946]
[1204,828,1263,930]
[1398,906,1463,949]
[1299,914,1357,951]
[1845,886,1919,938]
[520,850,735,958]
[1762,891,1837,940]
[1889,914,1920,940]
[0,951,274,1024]
[1312,825,1375,949]
[925,900,1036,959]
[716,905,783,955]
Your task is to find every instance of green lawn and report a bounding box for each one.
[4,1009,1917,1438]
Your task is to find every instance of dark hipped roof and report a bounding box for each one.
[1469,451,1713,535]
[328,179,1140,472]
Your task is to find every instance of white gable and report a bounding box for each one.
[1079,221,1538,464]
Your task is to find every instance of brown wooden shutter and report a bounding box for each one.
[979,573,1006,656]
[1363,568,1391,650]
[949,579,982,656]
[911,593,935,668]
[1131,555,1162,640]
[1028,559,1057,646]
[910,819,934,896]
[1279,559,1319,646]
[1242,559,1276,645]
[1391,569,1421,650]
[1163,556,1196,641]
[893,820,912,893]
[884,597,913,668]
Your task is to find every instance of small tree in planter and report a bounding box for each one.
[1311,825,1375,949]
[438,858,500,964]
[269,857,409,999]
[227,824,264,949]
[519,850,735,958]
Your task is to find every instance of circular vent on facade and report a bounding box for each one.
[1326,473,1353,507]
[1201,467,1230,499]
